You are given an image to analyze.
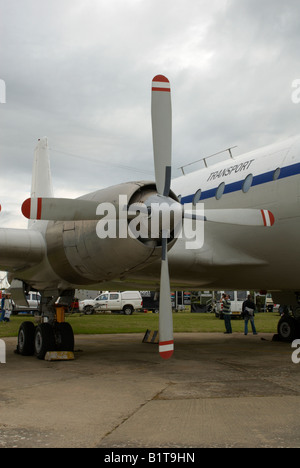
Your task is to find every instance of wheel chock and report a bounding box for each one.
[44,351,74,361]
[142,329,159,344]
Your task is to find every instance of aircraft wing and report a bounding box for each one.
[0,228,46,271]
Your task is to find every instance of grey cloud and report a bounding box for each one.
[1,0,300,226]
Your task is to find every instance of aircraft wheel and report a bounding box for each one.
[17,321,35,356]
[34,323,56,360]
[54,322,74,351]
[277,316,299,342]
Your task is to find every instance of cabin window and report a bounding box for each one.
[273,168,281,181]
[215,182,225,200]
[193,189,202,205]
[242,174,253,193]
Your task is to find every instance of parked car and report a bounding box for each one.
[79,291,143,315]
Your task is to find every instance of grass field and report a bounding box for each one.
[0,311,280,339]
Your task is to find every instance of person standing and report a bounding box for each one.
[1,293,13,322]
[242,295,257,335]
[222,293,232,334]
[0,294,5,322]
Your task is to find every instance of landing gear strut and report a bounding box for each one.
[17,290,75,360]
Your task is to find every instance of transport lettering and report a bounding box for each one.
[207,159,255,182]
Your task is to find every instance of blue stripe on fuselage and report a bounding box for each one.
[180,162,300,204]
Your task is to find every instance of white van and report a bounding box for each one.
[215,291,250,318]
[79,291,143,315]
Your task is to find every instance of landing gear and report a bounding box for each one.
[17,321,35,356]
[272,293,300,343]
[54,322,74,352]
[17,320,75,359]
[34,323,56,359]
[17,290,75,360]
[277,315,299,343]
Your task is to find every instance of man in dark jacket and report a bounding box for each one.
[222,293,232,334]
[242,295,257,335]
[0,294,5,322]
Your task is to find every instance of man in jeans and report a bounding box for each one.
[242,294,257,335]
[222,294,232,334]
[0,293,12,322]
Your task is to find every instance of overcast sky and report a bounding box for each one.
[1,0,300,228]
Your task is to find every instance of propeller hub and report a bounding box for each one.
[144,194,183,239]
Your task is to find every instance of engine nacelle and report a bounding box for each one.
[45,182,178,287]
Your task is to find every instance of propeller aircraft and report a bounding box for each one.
[1,74,299,360]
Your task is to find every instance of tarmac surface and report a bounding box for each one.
[0,332,300,448]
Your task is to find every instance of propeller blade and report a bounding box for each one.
[151,75,175,359]
[22,197,103,221]
[151,75,172,196]
[22,197,148,222]
[159,236,174,360]
[185,209,275,227]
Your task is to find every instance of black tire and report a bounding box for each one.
[17,321,35,356]
[84,305,94,315]
[54,322,74,351]
[123,305,133,315]
[277,316,299,342]
[34,323,56,359]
